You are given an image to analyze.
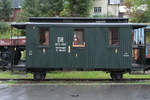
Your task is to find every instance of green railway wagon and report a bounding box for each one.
[11,22,146,80]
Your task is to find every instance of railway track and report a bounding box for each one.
[0,78,150,82]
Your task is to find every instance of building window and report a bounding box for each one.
[94,7,101,13]
[73,29,85,47]
[109,28,119,46]
[39,28,49,46]
[108,0,120,5]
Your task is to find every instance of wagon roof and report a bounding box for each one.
[29,17,128,23]
[11,22,147,29]
[29,17,128,20]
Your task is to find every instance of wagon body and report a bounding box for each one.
[24,23,134,72]
[11,20,147,80]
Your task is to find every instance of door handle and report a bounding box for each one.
[68,45,71,53]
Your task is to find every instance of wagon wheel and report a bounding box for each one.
[110,72,123,80]
[0,49,21,65]
[33,72,46,81]
[0,51,11,66]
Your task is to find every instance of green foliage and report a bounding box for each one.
[17,0,93,21]
[16,12,28,22]
[0,0,12,21]
[0,21,24,39]
[40,0,64,17]
[145,1,150,22]
[60,8,71,17]
[17,0,64,22]
[0,21,9,34]
[124,0,148,22]
[61,0,93,17]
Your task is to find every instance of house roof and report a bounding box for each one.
[12,0,24,8]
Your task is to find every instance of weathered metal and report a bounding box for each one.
[0,37,26,46]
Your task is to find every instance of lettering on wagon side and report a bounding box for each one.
[55,37,66,52]
[123,52,129,57]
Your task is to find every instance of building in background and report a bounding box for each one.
[91,0,120,17]
[11,0,24,21]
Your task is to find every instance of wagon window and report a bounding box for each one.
[109,28,119,46]
[39,28,49,46]
[73,29,85,47]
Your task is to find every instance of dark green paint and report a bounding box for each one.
[26,24,132,70]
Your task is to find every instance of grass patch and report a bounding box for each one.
[0,71,32,79]
[0,71,150,85]
[124,73,150,79]
[46,71,110,79]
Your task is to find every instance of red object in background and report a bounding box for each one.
[10,8,22,21]
[146,54,150,59]
[0,37,26,46]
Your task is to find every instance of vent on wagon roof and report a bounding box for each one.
[29,17,128,23]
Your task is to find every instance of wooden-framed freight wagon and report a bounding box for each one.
[11,22,147,80]
[0,37,26,67]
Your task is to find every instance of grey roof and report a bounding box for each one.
[11,22,148,29]
[30,17,129,20]
[29,17,129,23]
[12,0,24,8]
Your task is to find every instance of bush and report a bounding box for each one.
[0,21,9,34]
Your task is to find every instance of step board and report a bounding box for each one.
[131,70,150,75]
[131,63,145,74]
[130,70,145,75]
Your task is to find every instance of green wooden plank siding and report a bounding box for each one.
[26,24,132,70]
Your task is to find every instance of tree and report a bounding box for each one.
[0,21,9,34]
[17,0,64,21]
[124,0,147,22]
[17,0,93,21]
[60,0,93,17]
[40,0,64,16]
[0,0,12,21]
[145,0,150,22]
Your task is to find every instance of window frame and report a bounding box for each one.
[38,27,50,47]
[94,7,102,13]
[108,0,120,5]
[73,29,85,47]
[108,27,119,47]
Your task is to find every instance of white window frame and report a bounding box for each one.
[108,0,120,5]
